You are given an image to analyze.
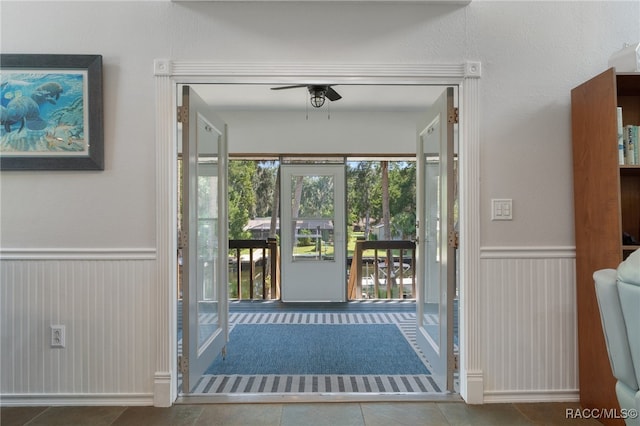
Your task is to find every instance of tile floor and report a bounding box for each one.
[1,401,604,425]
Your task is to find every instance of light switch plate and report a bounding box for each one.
[491,199,513,221]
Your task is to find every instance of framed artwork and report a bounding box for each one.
[0,54,103,170]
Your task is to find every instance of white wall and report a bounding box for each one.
[222,111,423,154]
[1,0,639,405]
[3,1,637,248]
[473,2,638,247]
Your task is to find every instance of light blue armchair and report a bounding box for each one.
[594,249,640,426]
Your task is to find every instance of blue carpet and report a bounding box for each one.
[205,324,430,375]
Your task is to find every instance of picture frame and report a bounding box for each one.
[0,54,103,170]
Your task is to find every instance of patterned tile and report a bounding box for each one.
[193,374,440,394]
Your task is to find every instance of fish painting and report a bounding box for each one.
[0,71,86,154]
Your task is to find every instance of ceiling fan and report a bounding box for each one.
[271,84,342,108]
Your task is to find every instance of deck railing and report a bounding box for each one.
[348,240,416,300]
[229,238,280,300]
[180,238,413,301]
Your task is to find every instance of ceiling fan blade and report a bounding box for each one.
[326,87,342,101]
[270,85,308,91]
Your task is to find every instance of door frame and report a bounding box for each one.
[152,60,483,406]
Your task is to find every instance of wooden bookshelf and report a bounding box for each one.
[571,68,640,425]
[621,165,640,259]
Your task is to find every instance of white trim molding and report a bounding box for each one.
[0,248,156,261]
[480,246,576,259]
[154,60,482,406]
[483,390,580,404]
[154,66,178,407]
[153,372,173,407]
[0,393,154,407]
[161,62,470,81]
[171,0,473,4]
[459,60,482,405]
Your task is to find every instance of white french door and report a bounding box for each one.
[416,87,457,392]
[180,85,229,393]
[280,164,347,302]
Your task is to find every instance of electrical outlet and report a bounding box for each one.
[50,325,65,348]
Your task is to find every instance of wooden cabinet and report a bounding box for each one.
[571,68,640,424]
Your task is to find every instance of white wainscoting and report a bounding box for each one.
[1,246,578,405]
[0,249,157,406]
[480,246,578,402]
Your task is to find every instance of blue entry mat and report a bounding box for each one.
[205,324,430,375]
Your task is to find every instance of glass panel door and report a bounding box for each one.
[280,164,346,302]
[180,85,228,393]
[416,87,456,392]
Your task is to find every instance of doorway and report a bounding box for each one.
[178,85,458,396]
[178,86,455,391]
[154,60,482,405]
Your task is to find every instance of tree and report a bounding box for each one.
[298,175,334,218]
[380,160,396,290]
[381,161,391,240]
[388,162,416,238]
[228,160,256,239]
[347,161,378,238]
[269,166,280,239]
[346,160,416,240]
[254,161,278,217]
[227,158,417,242]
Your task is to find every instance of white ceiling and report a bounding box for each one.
[191,84,448,112]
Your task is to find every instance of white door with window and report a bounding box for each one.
[280,164,346,302]
[416,87,457,392]
[180,85,229,393]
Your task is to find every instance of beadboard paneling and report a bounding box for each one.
[1,246,578,404]
[480,247,578,402]
[1,253,156,403]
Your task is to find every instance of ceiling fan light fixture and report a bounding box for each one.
[271,84,341,109]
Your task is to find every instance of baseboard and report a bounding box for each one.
[154,371,174,407]
[461,369,484,404]
[483,389,580,403]
[0,393,154,406]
